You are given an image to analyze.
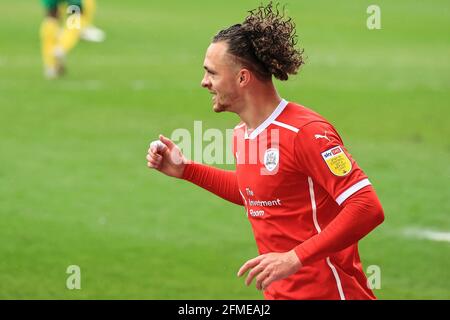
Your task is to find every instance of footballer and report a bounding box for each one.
[40,0,105,79]
[147,2,384,300]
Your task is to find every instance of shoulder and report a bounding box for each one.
[274,102,333,134]
[275,103,345,153]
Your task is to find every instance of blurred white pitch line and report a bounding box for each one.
[402,227,450,243]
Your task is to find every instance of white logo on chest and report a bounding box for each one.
[263,148,279,172]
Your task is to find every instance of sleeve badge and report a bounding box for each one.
[321,146,352,176]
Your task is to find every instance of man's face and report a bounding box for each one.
[201,42,241,113]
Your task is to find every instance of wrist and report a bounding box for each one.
[289,249,302,270]
[180,161,194,180]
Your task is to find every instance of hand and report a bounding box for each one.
[237,250,302,291]
[146,134,188,178]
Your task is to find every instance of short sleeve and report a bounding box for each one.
[294,121,371,205]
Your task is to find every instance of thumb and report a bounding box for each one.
[160,134,184,165]
[159,134,176,150]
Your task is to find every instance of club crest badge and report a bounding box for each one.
[264,148,279,172]
[321,146,352,176]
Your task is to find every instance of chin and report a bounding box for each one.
[213,103,226,113]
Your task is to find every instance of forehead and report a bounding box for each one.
[204,42,232,68]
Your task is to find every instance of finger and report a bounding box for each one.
[256,269,271,290]
[147,153,162,162]
[237,255,265,277]
[149,141,167,154]
[146,156,162,168]
[147,149,163,161]
[150,153,162,161]
[147,159,160,169]
[245,264,265,286]
[159,134,175,150]
[261,275,275,291]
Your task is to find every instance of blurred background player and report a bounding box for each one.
[39,0,105,79]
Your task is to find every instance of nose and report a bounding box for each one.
[201,72,211,89]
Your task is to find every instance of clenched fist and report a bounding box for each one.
[146,134,188,178]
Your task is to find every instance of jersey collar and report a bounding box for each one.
[245,99,288,139]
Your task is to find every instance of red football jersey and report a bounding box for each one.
[232,99,375,300]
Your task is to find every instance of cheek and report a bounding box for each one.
[211,77,220,88]
[215,79,232,93]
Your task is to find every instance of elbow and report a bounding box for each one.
[374,203,385,227]
[370,196,385,228]
[349,187,385,229]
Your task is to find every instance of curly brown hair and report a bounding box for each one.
[213,2,305,81]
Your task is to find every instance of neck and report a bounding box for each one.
[237,82,282,130]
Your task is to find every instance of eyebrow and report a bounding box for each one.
[203,66,217,74]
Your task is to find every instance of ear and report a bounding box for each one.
[237,69,252,87]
